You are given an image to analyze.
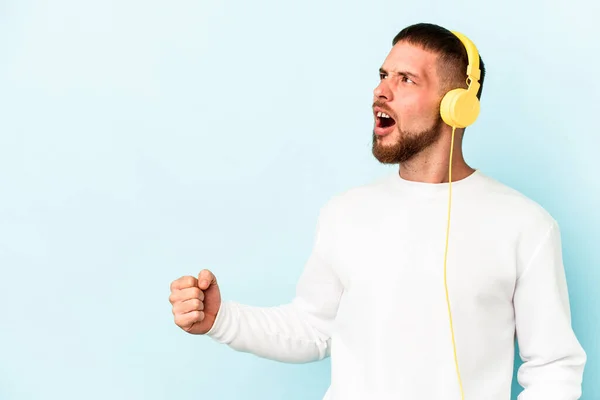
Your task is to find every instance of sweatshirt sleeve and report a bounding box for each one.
[514,219,587,399]
[204,200,344,363]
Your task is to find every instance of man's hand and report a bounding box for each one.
[169,269,221,334]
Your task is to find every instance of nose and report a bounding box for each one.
[373,80,392,101]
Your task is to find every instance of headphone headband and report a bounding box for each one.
[450,31,481,95]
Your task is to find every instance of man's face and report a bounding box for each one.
[372,41,446,164]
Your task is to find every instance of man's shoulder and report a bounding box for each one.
[474,171,558,229]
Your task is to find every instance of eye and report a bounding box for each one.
[379,72,387,80]
[401,75,415,84]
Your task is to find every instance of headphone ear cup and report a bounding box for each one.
[440,89,463,127]
[440,88,480,128]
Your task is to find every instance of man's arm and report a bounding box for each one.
[205,200,344,363]
[514,219,586,399]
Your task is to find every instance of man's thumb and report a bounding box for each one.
[198,269,217,290]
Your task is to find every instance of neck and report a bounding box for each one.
[398,130,475,183]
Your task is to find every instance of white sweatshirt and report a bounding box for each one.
[207,170,586,399]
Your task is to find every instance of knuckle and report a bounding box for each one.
[174,314,185,326]
[184,276,195,286]
[172,303,182,314]
[192,299,204,310]
[189,311,202,322]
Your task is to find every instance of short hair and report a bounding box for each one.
[392,23,486,100]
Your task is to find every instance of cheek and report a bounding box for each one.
[396,97,440,130]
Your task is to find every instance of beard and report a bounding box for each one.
[372,117,444,164]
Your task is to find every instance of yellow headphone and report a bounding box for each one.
[440,31,482,128]
[440,30,482,400]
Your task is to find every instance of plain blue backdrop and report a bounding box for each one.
[0,0,597,399]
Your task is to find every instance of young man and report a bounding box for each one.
[169,23,586,399]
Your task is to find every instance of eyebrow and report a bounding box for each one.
[379,67,420,80]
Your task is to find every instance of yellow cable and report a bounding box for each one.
[444,126,464,399]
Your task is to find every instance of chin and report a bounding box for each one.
[372,132,401,164]
[371,118,444,164]
[374,130,399,144]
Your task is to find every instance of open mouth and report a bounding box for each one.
[376,111,395,128]
[374,111,396,136]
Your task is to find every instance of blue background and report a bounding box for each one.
[0,0,597,399]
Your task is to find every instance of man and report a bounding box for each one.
[169,23,586,399]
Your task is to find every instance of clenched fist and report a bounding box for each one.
[169,269,221,334]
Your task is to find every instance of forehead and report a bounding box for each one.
[381,41,439,81]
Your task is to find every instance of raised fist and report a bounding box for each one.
[169,269,221,334]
